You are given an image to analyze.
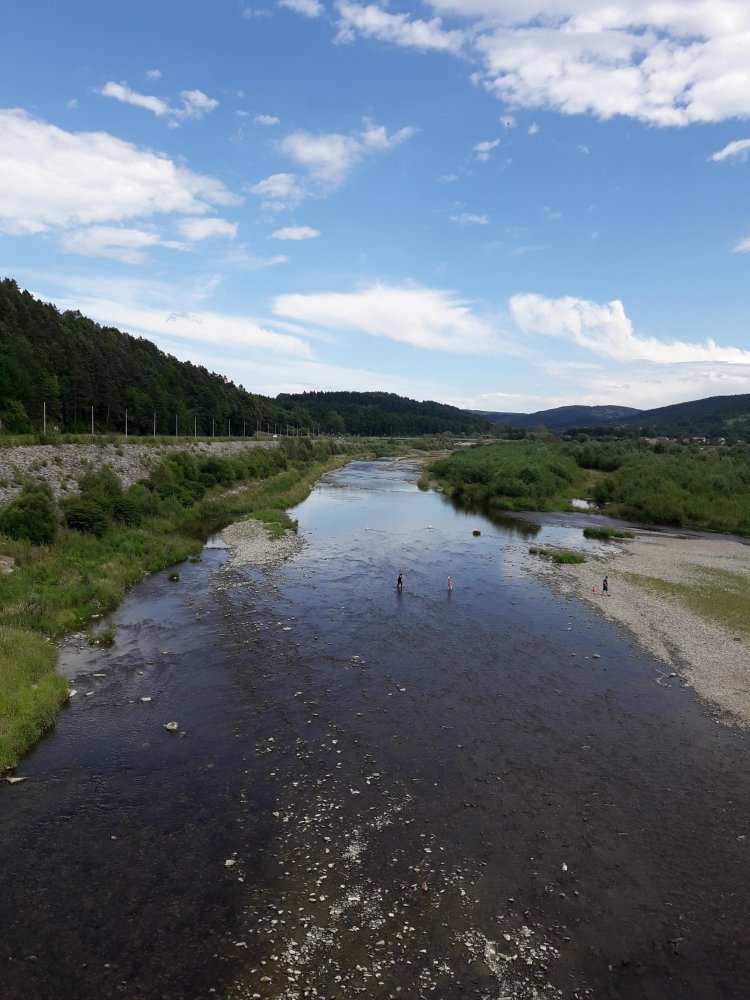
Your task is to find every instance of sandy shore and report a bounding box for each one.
[541,529,750,729]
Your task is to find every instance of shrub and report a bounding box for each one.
[0,481,59,545]
[64,499,109,536]
[111,495,142,526]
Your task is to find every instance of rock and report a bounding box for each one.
[140,696,152,703]
[6,775,26,785]
[163,721,179,732]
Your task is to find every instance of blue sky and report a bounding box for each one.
[2,1,750,413]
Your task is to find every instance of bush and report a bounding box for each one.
[64,499,109,536]
[0,481,58,545]
[111,495,142,526]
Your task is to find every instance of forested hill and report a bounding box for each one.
[0,279,493,438]
[474,404,640,432]
[275,391,492,437]
[0,278,266,436]
[617,393,750,438]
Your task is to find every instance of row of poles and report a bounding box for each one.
[41,403,318,439]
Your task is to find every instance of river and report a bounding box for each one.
[1,460,748,999]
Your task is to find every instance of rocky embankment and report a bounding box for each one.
[0,439,278,507]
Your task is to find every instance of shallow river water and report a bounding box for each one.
[1,460,749,999]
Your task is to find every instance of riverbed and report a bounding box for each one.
[1,460,748,999]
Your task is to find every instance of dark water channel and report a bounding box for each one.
[1,460,749,999]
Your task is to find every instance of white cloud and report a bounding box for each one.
[510,292,750,364]
[450,212,488,224]
[341,2,750,126]
[100,81,170,117]
[176,217,239,240]
[254,114,280,125]
[273,282,498,353]
[528,122,540,134]
[733,237,750,253]
[63,296,313,358]
[61,226,187,264]
[0,109,239,236]
[179,89,219,120]
[249,172,305,210]
[100,81,218,122]
[334,1,465,52]
[279,0,323,16]
[711,138,750,162]
[276,118,417,189]
[146,69,162,80]
[271,226,320,240]
[474,138,500,161]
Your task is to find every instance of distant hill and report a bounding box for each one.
[473,404,641,432]
[617,393,750,438]
[277,391,493,437]
[476,396,750,439]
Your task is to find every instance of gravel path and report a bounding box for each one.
[545,530,750,729]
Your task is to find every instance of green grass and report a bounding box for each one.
[583,527,635,540]
[529,546,586,564]
[621,566,750,639]
[0,627,68,771]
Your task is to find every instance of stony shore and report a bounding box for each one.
[0,439,277,506]
[543,530,750,729]
[221,516,306,570]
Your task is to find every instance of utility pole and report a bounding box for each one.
[125,408,128,439]
[91,405,94,436]
[212,417,215,438]
[228,418,231,437]
[153,412,156,438]
[194,415,197,438]
[175,414,178,438]
[43,401,46,435]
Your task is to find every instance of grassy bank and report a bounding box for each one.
[621,567,750,641]
[0,440,357,771]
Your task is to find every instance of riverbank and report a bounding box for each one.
[544,530,750,729]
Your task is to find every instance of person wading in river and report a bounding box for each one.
[397,571,404,592]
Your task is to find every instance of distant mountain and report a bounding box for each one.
[472,404,641,432]
[475,395,750,440]
[617,393,750,438]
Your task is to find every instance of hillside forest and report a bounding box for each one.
[0,279,491,440]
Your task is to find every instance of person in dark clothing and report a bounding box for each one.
[397,571,404,591]
[603,575,609,595]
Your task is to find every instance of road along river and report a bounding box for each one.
[1,460,748,999]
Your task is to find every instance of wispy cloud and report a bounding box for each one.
[473,138,500,161]
[273,282,498,354]
[711,138,750,162]
[270,226,320,240]
[176,217,239,240]
[733,237,750,253]
[279,0,323,16]
[334,2,465,53]
[61,226,187,264]
[249,172,305,211]
[277,118,417,186]
[450,213,488,225]
[100,81,219,123]
[254,114,280,126]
